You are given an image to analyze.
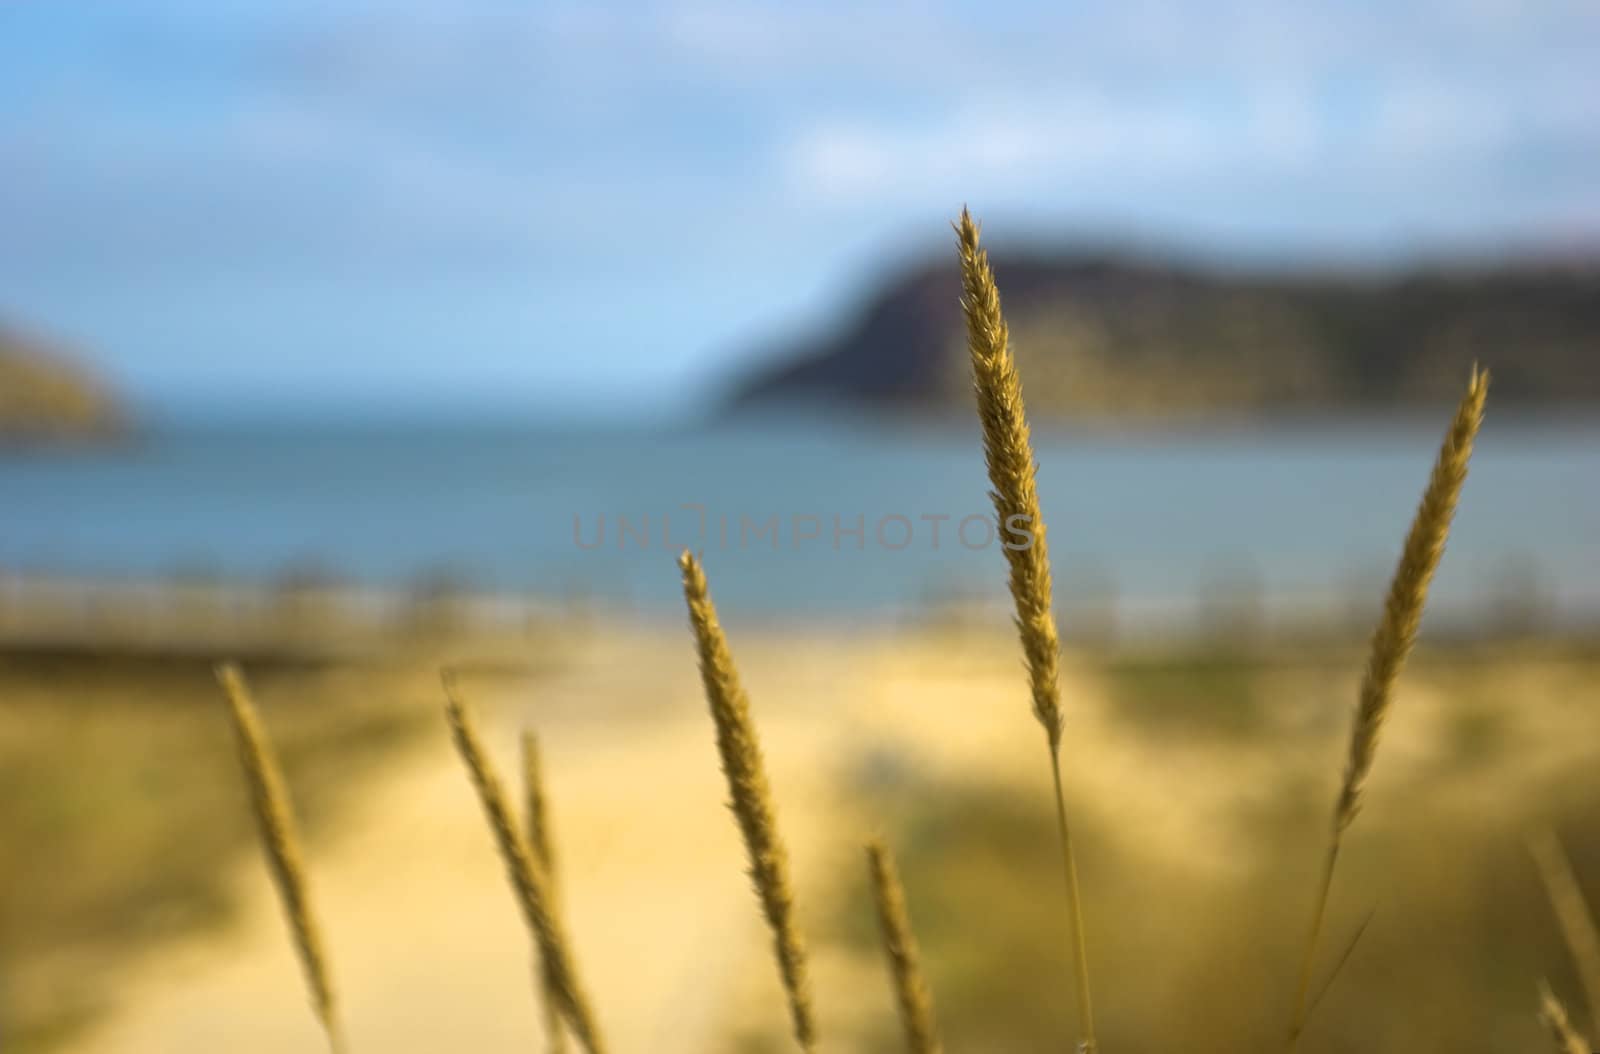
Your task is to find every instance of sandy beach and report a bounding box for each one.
[19,622,1590,1052]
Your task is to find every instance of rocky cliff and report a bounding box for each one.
[727,252,1600,419]
[0,326,122,443]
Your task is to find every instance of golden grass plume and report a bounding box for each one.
[1335,365,1490,830]
[1289,367,1488,1047]
[215,662,346,1054]
[955,206,1062,745]
[678,549,817,1051]
[523,731,569,1054]
[442,672,607,1054]
[866,839,943,1054]
[956,207,1096,1052]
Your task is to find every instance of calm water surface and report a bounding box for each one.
[1,417,1596,626]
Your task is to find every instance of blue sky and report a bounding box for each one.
[2,1,1597,420]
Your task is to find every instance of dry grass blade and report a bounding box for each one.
[1288,367,1489,1049]
[1530,829,1600,1029]
[215,662,347,1054]
[957,207,1095,1053]
[678,550,817,1052]
[524,731,569,1054]
[1539,981,1592,1054]
[866,840,943,1054]
[443,672,607,1054]
[1303,905,1377,1022]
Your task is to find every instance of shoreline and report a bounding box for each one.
[3,569,1596,665]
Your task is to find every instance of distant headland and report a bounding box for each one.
[0,325,123,444]
[725,248,1600,421]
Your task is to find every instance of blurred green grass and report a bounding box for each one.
[4,639,1599,1053]
[817,645,1600,1054]
[0,651,438,1054]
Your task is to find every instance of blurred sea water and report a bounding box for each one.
[1,415,1595,630]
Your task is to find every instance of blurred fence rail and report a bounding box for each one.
[0,570,583,662]
[0,565,1589,665]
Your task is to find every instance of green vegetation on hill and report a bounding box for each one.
[728,253,1600,419]
[0,326,121,442]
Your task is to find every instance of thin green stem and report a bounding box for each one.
[1288,837,1342,1050]
[1049,745,1096,1054]
[1304,904,1376,1024]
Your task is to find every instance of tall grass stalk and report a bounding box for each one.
[678,550,817,1052]
[1529,829,1600,1030]
[1287,367,1488,1048]
[524,731,569,1054]
[442,672,607,1054]
[955,207,1095,1052]
[866,839,943,1054]
[1539,981,1592,1054]
[215,662,347,1054]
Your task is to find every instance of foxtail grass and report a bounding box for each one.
[1530,829,1600,1032]
[215,662,347,1054]
[1287,367,1489,1048]
[678,550,817,1051]
[866,839,943,1054]
[956,207,1095,1052]
[955,207,1062,744]
[1539,981,1592,1054]
[442,672,607,1054]
[523,731,569,1054]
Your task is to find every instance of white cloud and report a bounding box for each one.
[5,0,1600,407]
[782,91,1332,206]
